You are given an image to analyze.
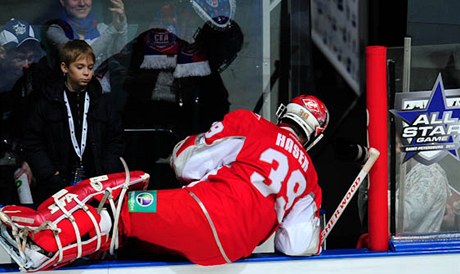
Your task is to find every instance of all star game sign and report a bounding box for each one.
[391,73,460,165]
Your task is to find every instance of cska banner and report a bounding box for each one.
[391,73,460,165]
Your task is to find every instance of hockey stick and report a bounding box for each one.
[321,147,380,243]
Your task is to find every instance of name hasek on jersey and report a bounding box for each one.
[275,133,309,171]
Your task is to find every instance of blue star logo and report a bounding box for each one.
[391,74,460,164]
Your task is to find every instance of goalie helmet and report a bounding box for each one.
[276,95,329,148]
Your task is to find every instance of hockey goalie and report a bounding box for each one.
[0,95,328,272]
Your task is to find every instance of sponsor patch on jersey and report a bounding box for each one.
[128,190,157,213]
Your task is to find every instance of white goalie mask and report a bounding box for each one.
[276,95,329,149]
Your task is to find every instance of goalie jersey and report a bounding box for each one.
[170,109,322,260]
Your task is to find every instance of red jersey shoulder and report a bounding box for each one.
[224,110,270,129]
[203,110,275,145]
[223,110,284,140]
[226,109,262,121]
[201,110,268,144]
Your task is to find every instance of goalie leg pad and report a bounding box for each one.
[0,203,112,272]
[0,170,150,272]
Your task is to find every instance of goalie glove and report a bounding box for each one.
[0,170,150,272]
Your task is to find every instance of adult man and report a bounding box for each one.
[0,18,41,205]
[0,18,41,93]
[0,95,329,272]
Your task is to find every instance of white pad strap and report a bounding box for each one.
[52,193,83,261]
[11,225,27,261]
[109,157,131,255]
[75,198,102,251]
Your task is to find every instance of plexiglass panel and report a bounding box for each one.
[388,44,460,237]
[0,1,289,198]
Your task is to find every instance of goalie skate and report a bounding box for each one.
[0,216,50,272]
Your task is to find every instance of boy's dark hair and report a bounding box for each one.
[59,40,95,66]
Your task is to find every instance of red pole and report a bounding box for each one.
[366,46,389,251]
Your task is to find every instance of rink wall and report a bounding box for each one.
[2,248,460,274]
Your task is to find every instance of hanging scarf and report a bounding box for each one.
[61,10,100,40]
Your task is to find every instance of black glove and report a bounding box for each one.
[333,138,369,164]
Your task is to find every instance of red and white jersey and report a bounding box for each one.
[171,109,322,257]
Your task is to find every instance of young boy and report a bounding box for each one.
[22,40,125,204]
